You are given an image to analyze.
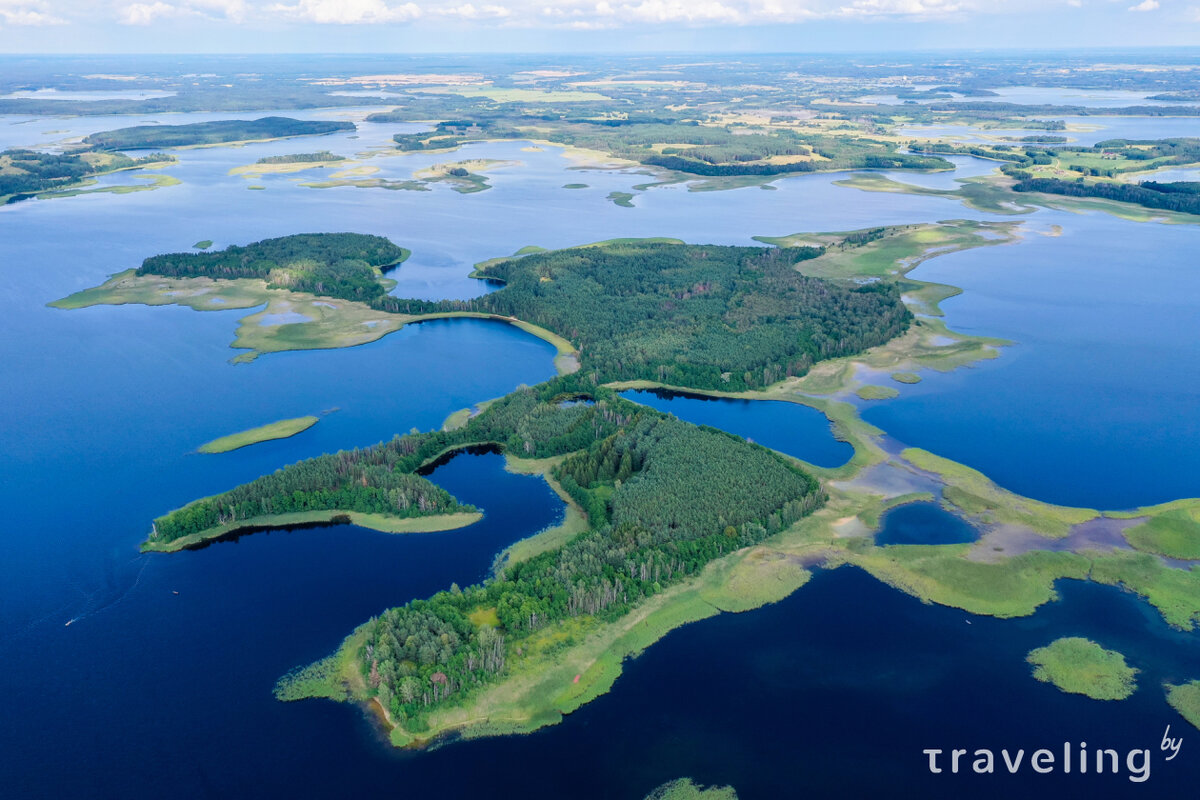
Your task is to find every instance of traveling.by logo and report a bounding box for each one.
[923,726,1183,783]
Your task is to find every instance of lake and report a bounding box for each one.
[2,95,1198,797]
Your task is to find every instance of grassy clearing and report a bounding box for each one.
[441,408,472,432]
[1123,510,1200,560]
[197,416,319,453]
[759,221,1020,283]
[1166,681,1200,731]
[1026,637,1138,700]
[142,510,482,553]
[903,448,1098,537]
[856,385,899,400]
[839,546,1090,618]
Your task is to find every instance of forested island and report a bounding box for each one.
[377,241,912,391]
[148,435,479,550]
[255,151,345,165]
[138,233,408,302]
[83,117,354,150]
[0,148,174,203]
[175,377,823,734]
[126,220,1200,745]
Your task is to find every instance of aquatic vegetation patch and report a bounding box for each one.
[1026,637,1138,700]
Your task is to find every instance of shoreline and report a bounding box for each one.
[141,509,482,553]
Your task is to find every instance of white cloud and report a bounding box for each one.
[118,0,248,24]
[1128,0,1158,9]
[837,0,964,17]
[268,0,422,23]
[191,0,249,21]
[434,3,512,17]
[0,0,67,25]
[119,1,179,24]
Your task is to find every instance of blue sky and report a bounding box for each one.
[2,0,1200,52]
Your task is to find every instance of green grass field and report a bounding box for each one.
[1026,637,1138,700]
[856,385,899,400]
[1123,508,1200,560]
[198,416,319,453]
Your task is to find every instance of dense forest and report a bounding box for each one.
[0,148,173,201]
[83,117,354,150]
[255,151,345,164]
[138,233,408,302]
[376,241,912,391]
[216,376,825,726]
[1013,177,1200,216]
[150,461,471,545]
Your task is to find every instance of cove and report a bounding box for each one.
[622,389,853,469]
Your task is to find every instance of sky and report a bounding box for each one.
[1,0,1200,52]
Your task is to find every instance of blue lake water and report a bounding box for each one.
[899,116,1200,147]
[2,98,1200,796]
[622,389,852,469]
[866,86,1200,108]
[875,501,979,546]
[862,210,1200,509]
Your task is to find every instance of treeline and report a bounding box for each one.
[374,242,912,391]
[1,149,173,200]
[1012,177,1200,216]
[255,151,345,164]
[83,117,354,150]
[137,233,408,302]
[269,376,824,726]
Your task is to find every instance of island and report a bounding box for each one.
[1166,681,1200,729]
[843,137,1200,223]
[66,224,1200,743]
[1026,637,1138,700]
[255,151,346,165]
[646,779,738,800]
[1,148,175,204]
[136,232,407,301]
[145,434,484,552]
[197,416,320,454]
[82,117,355,150]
